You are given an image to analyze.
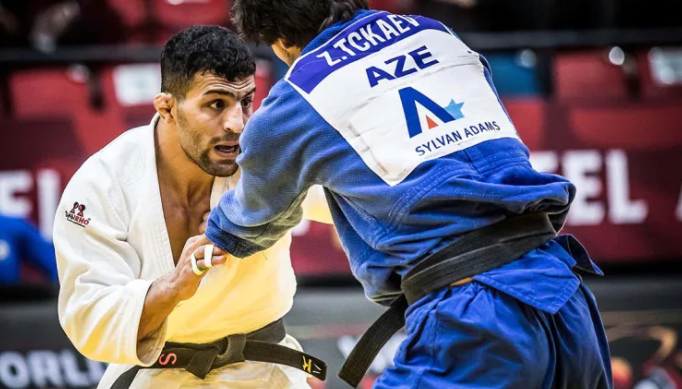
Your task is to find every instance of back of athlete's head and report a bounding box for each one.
[232,0,369,48]
[160,25,256,99]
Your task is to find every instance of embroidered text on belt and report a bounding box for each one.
[111,319,327,388]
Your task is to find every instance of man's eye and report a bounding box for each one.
[209,100,225,110]
[242,99,253,108]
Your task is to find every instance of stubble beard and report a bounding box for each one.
[176,108,238,178]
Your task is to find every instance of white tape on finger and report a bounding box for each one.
[190,252,206,276]
[203,244,214,268]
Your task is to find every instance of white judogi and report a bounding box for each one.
[53,115,331,389]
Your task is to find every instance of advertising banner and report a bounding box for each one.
[1,279,681,389]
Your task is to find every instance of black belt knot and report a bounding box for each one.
[182,334,246,379]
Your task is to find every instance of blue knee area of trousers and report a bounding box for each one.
[374,282,613,389]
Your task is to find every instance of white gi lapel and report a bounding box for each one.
[145,114,176,275]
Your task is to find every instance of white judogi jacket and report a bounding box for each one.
[53,115,330,389]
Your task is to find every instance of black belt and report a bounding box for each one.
[111,319,327,389]
[338,213,558,388]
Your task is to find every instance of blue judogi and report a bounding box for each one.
[378,280,612,389]
[0,215,58,284]
[206,9,612,388]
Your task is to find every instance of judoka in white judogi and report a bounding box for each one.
[53,115,331,388]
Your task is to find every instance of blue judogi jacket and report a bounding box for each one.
[207,9,602,310]
[0,215,58,284]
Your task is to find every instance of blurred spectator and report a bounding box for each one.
[0,214,58,285]
[412,0,540,32]
[0,0,125,51]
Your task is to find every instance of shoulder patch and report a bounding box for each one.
[65,202,91,228]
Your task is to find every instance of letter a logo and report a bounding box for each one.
[399,87,464,138]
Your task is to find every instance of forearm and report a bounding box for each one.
[137,274,182,341]
[206,190,307,257]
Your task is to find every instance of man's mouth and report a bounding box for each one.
[214,145,240,158]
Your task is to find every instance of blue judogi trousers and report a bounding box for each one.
[374,281,613,389]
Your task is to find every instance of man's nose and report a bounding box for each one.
[224,105,245,134]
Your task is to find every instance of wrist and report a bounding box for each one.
[156,273,185,306]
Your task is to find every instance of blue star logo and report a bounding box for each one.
[444,100,464,120]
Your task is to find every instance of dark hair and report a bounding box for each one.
[232,0,369,48]
[160,25,256,99]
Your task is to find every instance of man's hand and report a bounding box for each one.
[137,235,227,341]
[169,234,227,302]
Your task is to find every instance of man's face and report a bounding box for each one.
[175,72,256,177]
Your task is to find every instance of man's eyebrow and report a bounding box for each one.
[203,89,236,98]
[203,86,257,98]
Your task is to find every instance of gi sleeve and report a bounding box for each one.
[53,160,166,366]
[18,218,58,282]
[206,82,325,257]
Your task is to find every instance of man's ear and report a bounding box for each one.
[154,93,175,123]
[271,39,302,66]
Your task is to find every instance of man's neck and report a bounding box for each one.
[285,46,303,67]
[155,119,213,206]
